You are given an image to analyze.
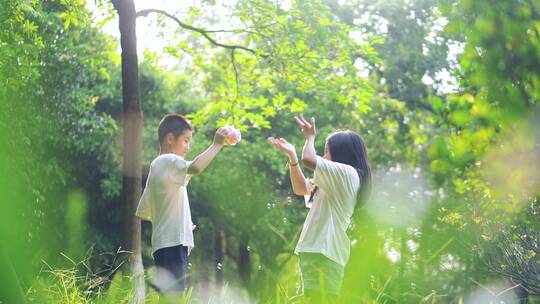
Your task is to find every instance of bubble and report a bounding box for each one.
[386,247,400,262]
[150,266,178,293]
[407,240,418,252]
[403,116,410,124]
[413,168,420,179]
[464,281,518,303]
[440,254,460,271]
[408,227,422,237]
[186,281,254,303]
[438,188,446,199]
[366,166,433,227]
[480,120,540,202]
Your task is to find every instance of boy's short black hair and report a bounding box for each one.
[158,114,193,145]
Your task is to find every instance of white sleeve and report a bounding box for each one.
[312,156,356,192]
[135,187,152,221]
[170,156,192,185]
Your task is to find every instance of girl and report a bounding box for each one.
[268,114,371,302]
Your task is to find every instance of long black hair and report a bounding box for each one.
[327,130,372,209]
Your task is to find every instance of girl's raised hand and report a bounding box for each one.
[294,114,316,139]
[267,137,296,156]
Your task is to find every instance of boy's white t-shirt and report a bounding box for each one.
[294,156,360,267]
[136,154,194,255]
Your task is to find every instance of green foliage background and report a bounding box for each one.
[0,0,538,303]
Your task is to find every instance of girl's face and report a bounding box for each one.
[323,141,332,160]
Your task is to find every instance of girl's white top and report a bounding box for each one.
[295,156,360,266]
[136,154,194,255]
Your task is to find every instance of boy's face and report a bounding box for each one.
[169,130,192,157]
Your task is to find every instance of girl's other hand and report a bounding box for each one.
[294,114,316,139]
[267,137,296,156]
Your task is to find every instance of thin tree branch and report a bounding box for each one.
[136,8,258,55]
[230,49,240,125]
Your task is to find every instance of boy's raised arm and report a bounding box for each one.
[187,127,228,175]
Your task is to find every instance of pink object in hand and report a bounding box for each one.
[224,125,241,146]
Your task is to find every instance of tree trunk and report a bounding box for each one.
[215,225,224,288]
[237,242,251,288]
[111,0,144,302]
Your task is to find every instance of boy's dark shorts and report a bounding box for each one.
[153,245,189,292]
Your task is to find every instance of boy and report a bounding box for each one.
[136,114,229,292]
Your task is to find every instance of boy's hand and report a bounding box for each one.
[267,137,296,157]
[294,114,316,139]
[188,128,228,175]
[213,127,229,146]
